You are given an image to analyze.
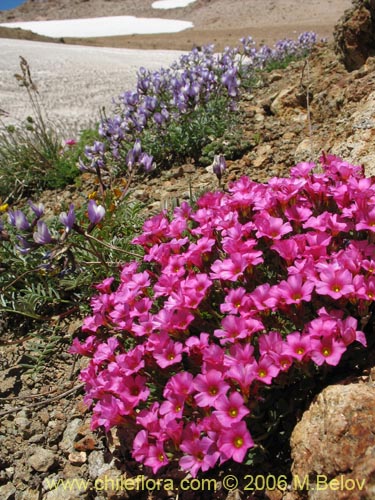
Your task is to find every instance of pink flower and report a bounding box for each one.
[210,253,249,281]
[201,344,226,372]
[253,355,280,384]
[144,444,169,474]
[284,332,311,361]
[220,287,251,314]
[315,268,354,299]
[227,362,257,395]
[214,315,259,344]
[274,274,315,305]
[69,335,96,356]
[132,430,149,462]
[160,395,185,421]
[119,374,150,406]
[355,206,375,231]
[92,337,120,365]
[271,238,300,263]
[153,339,184,368]
[310,337,347,366]
[65,138,77,146]
[115,346,145,376]
[91,394,128,432]
[213,392,250,425]
[163,372,194,399]
[217,421,254,463]
[179,436,219,477]
[224,344,255,367]
[248,283,278,310]
[254,214,292,240]
[193,370,230,407]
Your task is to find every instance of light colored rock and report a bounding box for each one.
[253,144,272,167]
[68,451,87,465]
[44,480,89,500]
[270,86,299,116]
[331,90,375,175]
[59,418,83,454]
[29,446,56,472]
[88,450,115,479]
[291,383,375,499]
[0,482,16,500]
[15,488,40,500]
[294,138,315,163]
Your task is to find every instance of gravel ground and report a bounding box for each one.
[0,38,184,135]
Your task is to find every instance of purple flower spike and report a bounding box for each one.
[15,235,34,254]
[212,154,226,181]
[27,200,45,218]
[9,210,30,231]
[139,152,155,173]
[59,204,76,232]
[88,199,105,225]
[33,220,52,245]
[133,139,142,158]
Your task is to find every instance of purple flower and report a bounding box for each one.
[27,200,45,218]
[139,152,155,173]
[212,154,226,181]
[8,210,30,231]
[15,235,34,254]
[88,199,105,225]
[33,220,52,245]
[59,204,76,232]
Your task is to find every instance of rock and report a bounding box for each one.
[16,488,40,500]
[29,447,56,472]
[4,467,14,479]
[59,418,83,454]
[330,90,375,174]
[270,86,299,116]
[28,433,45,444]
[88,450,115,479]
[44,480,90,500]
[96,468,129,500]
[74,436,96,452]
[0,482,16,500]
[14,416,31,439]
[253,144,272,167]
[334,0,375,71]
[291,383,375,499]
[294,138,314,163]
[68,451,87,465]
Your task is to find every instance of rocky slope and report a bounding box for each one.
[2,2,375,500]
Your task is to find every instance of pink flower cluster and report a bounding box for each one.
[72,154,373,476]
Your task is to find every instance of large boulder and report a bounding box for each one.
[290,383,375,499]
[334,0,375,70]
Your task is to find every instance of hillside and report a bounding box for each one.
[0,0,352,50]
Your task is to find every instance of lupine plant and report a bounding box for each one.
[72,155,373,478]
[83,32,318,175]
[0,170,145,354]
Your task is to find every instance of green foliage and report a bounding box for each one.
[199,126,252,166]
[0,187,145,365]
[141,95,239,167]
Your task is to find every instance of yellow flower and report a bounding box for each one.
[0,203,9,212]
[88,191,97,200]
